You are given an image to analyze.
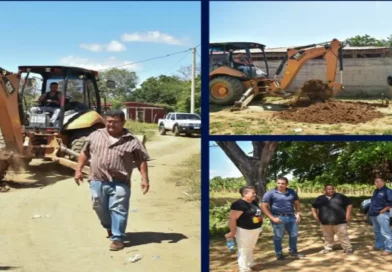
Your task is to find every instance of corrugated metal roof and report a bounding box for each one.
[211,45,391,54]
[261,45,391,53]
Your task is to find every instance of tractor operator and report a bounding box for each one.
[233,53,267,77]
[30,82,63,126]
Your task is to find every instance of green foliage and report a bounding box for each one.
[98,68,139,102]
[130,74,201,113]
[209,176,247,192]
[95,65,200,114]
[270,142,392,185]
[210,176,376,195]
[345,34,392,47]
[124,120,156,140]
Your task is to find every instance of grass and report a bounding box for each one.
[124,120,157,140]
[166,153,201,202]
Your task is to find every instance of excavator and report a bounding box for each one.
[0,66,145,191]
[209,39,344,110]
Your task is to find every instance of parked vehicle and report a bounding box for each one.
[158,112,201,137]
[360,198,392,225]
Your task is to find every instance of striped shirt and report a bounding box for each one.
[82,128,149,183]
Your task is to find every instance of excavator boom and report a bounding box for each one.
[276,39,343,92]
[0,70,24,154]
[231,39,344,110]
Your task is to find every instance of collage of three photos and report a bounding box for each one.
[0,1,392,272]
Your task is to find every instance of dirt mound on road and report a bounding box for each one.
[274,100,384,124]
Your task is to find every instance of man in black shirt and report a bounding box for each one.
[311,184,353,255]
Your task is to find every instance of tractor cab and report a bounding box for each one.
[18,66,113,131]
[209,42,269,78]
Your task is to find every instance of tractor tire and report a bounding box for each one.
[174,126,180,137]
[159,124,166,135]
[210,76,244,105]
[70,136,87,160]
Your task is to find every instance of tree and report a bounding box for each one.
[216,141,278,201]
[130,72,201,113]
[269,142,392,184]
[97,68,139,103]
[176,64,201,81]
[345,34,392,47]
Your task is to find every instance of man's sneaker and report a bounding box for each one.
[321,249,333,254]
[109,240,124,251]
[276,254,285,260]
[290,252,305,258]
[381,251,391,256]
[344,249,354,255]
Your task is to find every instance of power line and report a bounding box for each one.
[170,50,192,70]
[99,45,200,71]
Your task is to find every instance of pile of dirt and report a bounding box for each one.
[274,100,384,124]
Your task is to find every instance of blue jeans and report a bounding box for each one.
[272,215,298,255]
[89,180,131,242]
[371,212,392,252]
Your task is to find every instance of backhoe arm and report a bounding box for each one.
[270,39,343,92]
[0,70,24,154]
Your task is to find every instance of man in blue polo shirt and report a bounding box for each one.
[369,177,392,255]
[261,177,305,260]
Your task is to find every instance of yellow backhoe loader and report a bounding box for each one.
[0,66,145,190]
[209,39,345,110]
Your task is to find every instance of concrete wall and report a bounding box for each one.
[255,57,392,98]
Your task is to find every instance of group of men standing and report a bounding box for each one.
[260,177,392,259]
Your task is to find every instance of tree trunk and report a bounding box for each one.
[216,141,278,203]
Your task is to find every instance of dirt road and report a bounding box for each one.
[0,135,200,272]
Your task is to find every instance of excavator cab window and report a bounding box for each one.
[209,46,230,71]
[209,42,269,78]
[18,67,102,130]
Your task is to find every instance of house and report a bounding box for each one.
[103,102,167,123]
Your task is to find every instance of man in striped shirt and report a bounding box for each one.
[74,110,150,251]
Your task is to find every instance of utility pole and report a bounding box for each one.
[191,47,196,113]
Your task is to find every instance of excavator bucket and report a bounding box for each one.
[295,79,334,103]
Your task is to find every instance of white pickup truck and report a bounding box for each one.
[158,112,201,136]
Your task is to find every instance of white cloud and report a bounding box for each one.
[58,55,142,71]
[107,40,127,52]
[121,31,186,45]
[80,40,126,52]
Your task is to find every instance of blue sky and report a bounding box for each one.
[0,2,200,84]
[210,1,392,47]
[209,141,252,179]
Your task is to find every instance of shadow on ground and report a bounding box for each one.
[124,231,188,247]
[0,266,19,271]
